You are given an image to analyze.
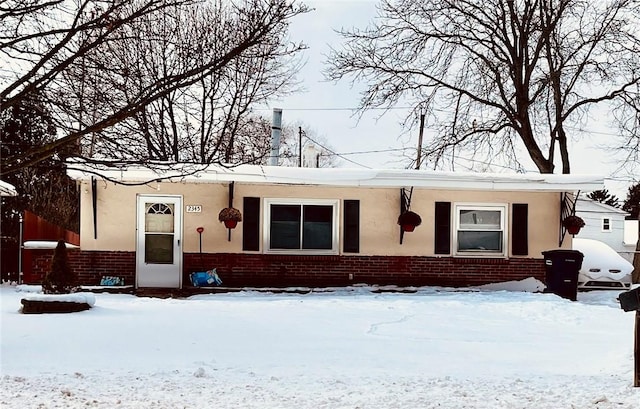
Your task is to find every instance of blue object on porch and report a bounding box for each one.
[190,269,223,287]
[100,276,124,286]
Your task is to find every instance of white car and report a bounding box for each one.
[573,238,633,290]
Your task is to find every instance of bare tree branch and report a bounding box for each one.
[325,0,640,174]
[1,0,308,177]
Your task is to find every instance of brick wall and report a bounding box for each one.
[30,250,136,286]
[31,250,546,288]
[185,253,545,287]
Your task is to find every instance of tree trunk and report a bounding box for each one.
[519,114,554,174]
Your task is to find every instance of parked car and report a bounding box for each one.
[573,238,633,290]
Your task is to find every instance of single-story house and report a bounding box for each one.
[52,162,602,289]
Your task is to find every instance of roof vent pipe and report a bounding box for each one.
[269,108,283,166]
[303,144,320,168]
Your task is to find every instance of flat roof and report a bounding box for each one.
[0,180,17,197]
[66,160,604,192]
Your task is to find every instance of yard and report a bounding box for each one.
[1,280,639,408]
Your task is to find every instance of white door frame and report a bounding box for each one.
[136,195,183,288]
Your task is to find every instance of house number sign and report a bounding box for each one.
[186,205,202,213]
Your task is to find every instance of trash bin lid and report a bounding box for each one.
[542,249,584,259]
[542,250,584,266]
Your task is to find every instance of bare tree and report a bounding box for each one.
[325,0,640,174]
[275,121,338,168]
[1,0,308,176]
[68,1,305,164]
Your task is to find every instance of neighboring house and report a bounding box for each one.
[0,180,18,282]
[49,163,603,289]
[0,180,17,197]
[575,198,632,262]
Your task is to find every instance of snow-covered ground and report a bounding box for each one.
[1,280,639,408]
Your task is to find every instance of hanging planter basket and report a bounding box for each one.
[224,219,238,229]
[562,215,585,235]
[397,210,422,233]
[218,207,242,229]
[402,224,416,232]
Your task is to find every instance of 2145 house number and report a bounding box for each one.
[185,205,202,213]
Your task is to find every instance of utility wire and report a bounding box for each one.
[302,131,371,168]
[258,106,631,137]
[324,147,408,156]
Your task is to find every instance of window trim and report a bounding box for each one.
[263,198,340,255]
[453,203,508,257]
[602,217,611,232]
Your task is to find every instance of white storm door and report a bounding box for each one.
[136,195,182,288]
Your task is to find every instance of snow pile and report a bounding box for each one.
[476,276,545,292]
[19,292,96,306]
[1,282,638,408]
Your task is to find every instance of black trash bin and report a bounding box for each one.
[541,249,584,301]
[619,287,640,312]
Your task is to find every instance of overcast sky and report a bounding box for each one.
[268,0,636,200]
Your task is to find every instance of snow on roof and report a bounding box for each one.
[576,197,629,215]
[0,180,17,197]
[65,160,604,192]
[23,241,80,250]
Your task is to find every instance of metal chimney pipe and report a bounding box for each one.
[269,108,283,166]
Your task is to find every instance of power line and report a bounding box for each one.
[324,147,408,156]
[257,106,629,138]
[254,106,414,112]
[301,131,371,168]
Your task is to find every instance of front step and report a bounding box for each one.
[135,287,188,298]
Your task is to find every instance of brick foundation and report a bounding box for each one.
[29,250,136,286]
[30,250,545,288]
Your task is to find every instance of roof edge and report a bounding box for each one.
[65,161,604,192]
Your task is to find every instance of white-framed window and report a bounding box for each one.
[602,217,611,232]
[454,203,507,256]
[263,198,339,255]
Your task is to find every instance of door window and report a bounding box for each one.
[145,203,174,264]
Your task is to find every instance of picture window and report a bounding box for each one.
[454,204,507,256]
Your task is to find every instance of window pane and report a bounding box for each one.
[458,231,503,252]
[145,203,174,233]
[145,234,174,263]
[459,210,501,230]
[302,205,332,249]
[270,205,301,249]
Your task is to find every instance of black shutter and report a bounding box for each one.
[343,200,360,253]
[242,197,260,251]
[434,202,451,254]
[511,203,528,256]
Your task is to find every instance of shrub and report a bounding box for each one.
[42,240,77,294]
